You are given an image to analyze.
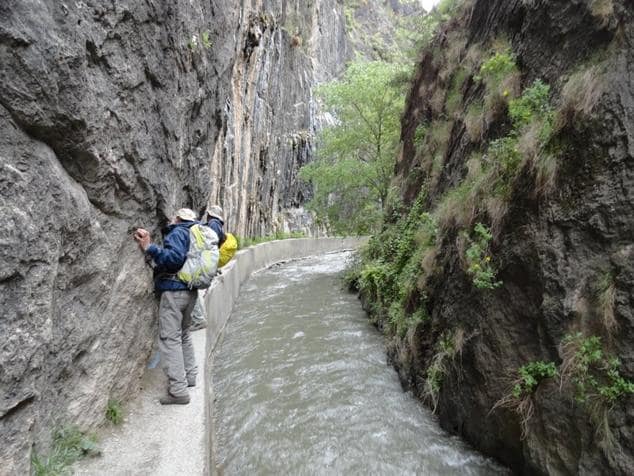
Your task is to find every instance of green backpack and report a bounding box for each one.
[177,224,219,289]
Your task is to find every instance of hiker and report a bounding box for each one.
[133,208,200,405]
[190,205,226,331]
[206,205,227,247]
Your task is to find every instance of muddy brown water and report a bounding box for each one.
[212,252,508,475]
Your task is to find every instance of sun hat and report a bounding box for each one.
[175,208,197,221]
[207,205,224,221]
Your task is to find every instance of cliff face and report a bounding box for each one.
[0,0,347,471]
[381,0,633,474]
[208,0,349,237]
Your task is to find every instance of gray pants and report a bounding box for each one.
[190,290,207,324]
[158,290,197,397]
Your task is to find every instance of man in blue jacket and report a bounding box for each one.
[134,208,199,405]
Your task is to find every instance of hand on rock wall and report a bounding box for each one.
[134,229,151,251]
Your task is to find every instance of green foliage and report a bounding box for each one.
[301,60,408,234]
[351,190,438,337]
[436,0,462,16]
[562,334,634,405]
[512,361,557,399]
[477,51,517,86]
[464,223,502,289]
[435,75,558,231]
[508,79,551,129]
[32,427,99,476]
[487,136,521,197]
[237,231,306,249]
[201,31,212,49]
[424,332,459,412]
[359,261,396,306]
[187,31,212,50]
[105,399,123,426]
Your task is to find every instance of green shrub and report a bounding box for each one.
[488,136,522,174]
[32,427,99,476]
[561,334,634,405]
[105,399,123,426]
[492,359,556,439]
[201,31,212,49]
[477,51,517,87]
[509,79,555,151]
[559,333,634,446]
[508,79,551,129]
[464,223,502,289]
[512,361,557,399]
[359,261,395,305]
[355,189,438,337]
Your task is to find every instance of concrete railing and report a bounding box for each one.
[202,237,366,474]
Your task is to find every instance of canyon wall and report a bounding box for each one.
[0,0,348,471]
[370,0,633,474]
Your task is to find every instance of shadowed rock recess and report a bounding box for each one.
[0,0,351,472]
[367,0,633,475]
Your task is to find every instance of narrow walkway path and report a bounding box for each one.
[74,329,206,476]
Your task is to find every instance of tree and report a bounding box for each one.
[300,60,408,234]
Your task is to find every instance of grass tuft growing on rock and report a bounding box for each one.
[105,399,124,426]
[595,272,618,333]
[424,331,465,412]
[435,76,557,234]
[589,0,614,26]
[31,427,99,476]
[557,63,606,128]
[559,333,634,446]
[463,223,502,289]
[491,361,557,439]
[464,101,485,142]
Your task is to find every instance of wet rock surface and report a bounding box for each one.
[388,1,634,475]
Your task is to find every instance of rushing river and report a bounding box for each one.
[213,251,508,475]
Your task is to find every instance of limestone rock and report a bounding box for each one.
[390,0,634,474]
[0,0,347,471]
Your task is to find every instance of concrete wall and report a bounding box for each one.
[203,237,366,474]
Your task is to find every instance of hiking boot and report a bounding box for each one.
[189,319,207,331]
[159,392,190,405]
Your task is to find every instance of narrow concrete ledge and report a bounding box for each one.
[203,237,366,474]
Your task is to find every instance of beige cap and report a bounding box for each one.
[207,205,224,221]
[175,208,197,221]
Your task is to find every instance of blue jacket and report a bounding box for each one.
[145,221,196,293]
[207,217,226,246]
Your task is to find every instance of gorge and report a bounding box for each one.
[1,1,632,475]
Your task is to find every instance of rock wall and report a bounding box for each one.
[207,0,350,237]
[385,0,633,474]
[0,0,347,472]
